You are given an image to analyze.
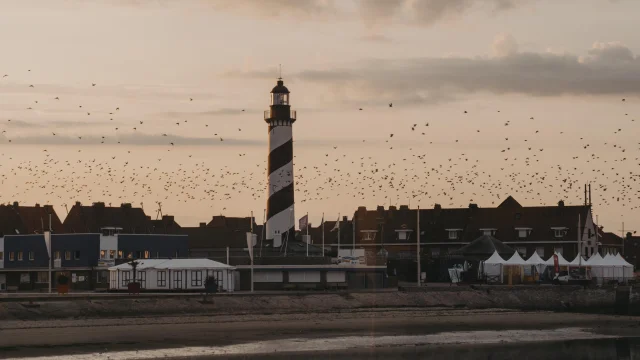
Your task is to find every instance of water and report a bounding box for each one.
[9,328,639,359]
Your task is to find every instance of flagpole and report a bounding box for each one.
[352,214,356,253]
[322,213,325,258]
[417,206,421,287]
[306,212,309,257]
[338,214,341,258]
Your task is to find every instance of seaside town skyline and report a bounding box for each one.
[1,0,639,233]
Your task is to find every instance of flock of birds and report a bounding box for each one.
[1,69,639,231]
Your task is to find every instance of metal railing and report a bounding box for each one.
[264,109,296,120]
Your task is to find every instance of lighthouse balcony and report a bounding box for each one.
[265,109,296,121]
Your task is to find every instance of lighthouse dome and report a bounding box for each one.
[271,79,289,94]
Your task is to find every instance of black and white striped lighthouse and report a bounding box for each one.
[265,77,296,247]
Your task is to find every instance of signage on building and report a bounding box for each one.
[98,260,115,268]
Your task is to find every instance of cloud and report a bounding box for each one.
[274,40,640,106]
[5,120,118,129]
[0,133,264,146]
[492,33,519,57]
[166,108,253,117]
[206,0,532,27]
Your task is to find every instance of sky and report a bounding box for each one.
[1,0,639,235]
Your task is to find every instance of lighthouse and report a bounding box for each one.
[265,77,296,247]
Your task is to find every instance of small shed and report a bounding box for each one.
[109,259,235,292]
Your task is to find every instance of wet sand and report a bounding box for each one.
[0,309,639,359]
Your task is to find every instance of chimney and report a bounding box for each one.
[399,205,409,211]
[92,202,105,208]
[588,183,592,206]
[342,216,348,222]
[558,200,565,207]
[389,206,397,211]
[199,222,207,228]
[469,203,478,210]
[163,215,174,223]
[434,204,442,211]
[35,203,40,208]
[121,203,132,209]
[12,201,19,208]
[376,206,384,212]
[75,201,82,207]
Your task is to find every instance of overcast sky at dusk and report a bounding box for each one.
[1,0,639,234]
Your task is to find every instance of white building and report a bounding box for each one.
[109,259,235,292]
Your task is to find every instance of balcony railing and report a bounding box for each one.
[264,109,296,120]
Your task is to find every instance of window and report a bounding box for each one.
[20,273,30,284]
[448,231,459,240]
[156,252,160,259]
[54,251,61,260]
[136,271,146,288]
[18,251,23,261]
[536,247,545,257]
[516,247,526,257]
[431,248,440,257]
[554,229,565,238]
[175,250,180,258]
[65,251,71,260]
[29,251,34,261]
[9,252,14,261]
[74,251,80,260]
[554,247,564,256]
[191,270,203,287]
[118,250,123,259]
[109,250,116,259]
[157,271,167,287]
[37,272,48,283]
[0,251,3,260]
[136,251,143,259]
[482,229,496,236]
[174,271,182,288]
[518,230,528,238]
[144,250,150,259]
[121,271,131,286]
[96,271,108,284]
[100,250,106,259]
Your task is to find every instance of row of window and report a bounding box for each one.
[99,250,179,260]
[119,270,204,287]
[3,251,82,262]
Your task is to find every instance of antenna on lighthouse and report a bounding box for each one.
[278,64,282,80]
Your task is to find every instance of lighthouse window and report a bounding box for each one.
[271,93,289,105]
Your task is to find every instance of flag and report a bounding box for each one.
[331,217,340,232]
[299,214,309,231]
[246,232,254,261]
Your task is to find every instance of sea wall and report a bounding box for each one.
[0,286,637,320]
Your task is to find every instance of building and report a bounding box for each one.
[0,233,99,291]
[329,197,598,282]
[63,202,153,234]
[0,202,63,236]
[108,259,235,292]
[624,233,640,270]
[264,77,297,248]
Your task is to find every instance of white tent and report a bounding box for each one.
[109,259,236,291]
[525,252,547,276]
[614,254,635,279]
[568,254,586,267]
[545,252,570,266]
[505,251,527,265]
[585,252,604,266]
[482,251,505,283]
